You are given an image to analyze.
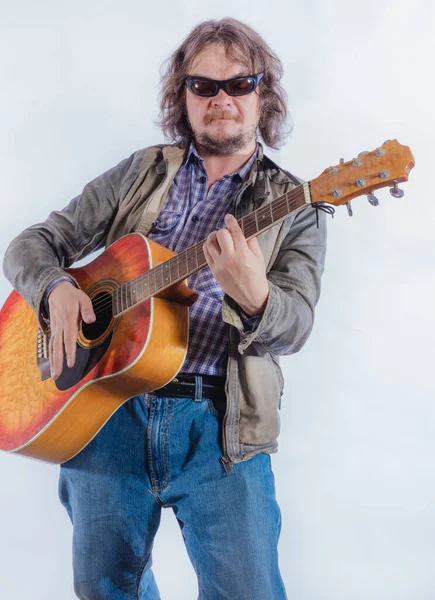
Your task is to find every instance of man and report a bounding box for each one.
[3,17,326,600]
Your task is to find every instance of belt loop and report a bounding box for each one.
[194,375,203,402]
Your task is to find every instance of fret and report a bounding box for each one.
[273,197,286,220]
[155,268,159,295]
[157,264,164,293]
[243,213,256,238]
[197,247,206,267]
[285,191,291,213]
[122,284,127,312]
[162,261,171,287]
[114,287,119,315]
[257,205,272,230]
[253,210,259,235]
[150,268,156,295]
[170,258,178,282]
[179,251,188,278]
[127,283,131,309]
[240,218,244,236]
[187,249,196,273]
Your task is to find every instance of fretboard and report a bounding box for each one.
[112,182,311,316]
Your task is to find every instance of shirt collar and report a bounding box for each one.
[183,141,259,183]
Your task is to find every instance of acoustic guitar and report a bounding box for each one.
[0,139,414,463]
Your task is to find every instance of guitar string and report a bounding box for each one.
[82,187,309,322]
[81,188,309,323]
[83,186,309,319]
[86,186,310,316]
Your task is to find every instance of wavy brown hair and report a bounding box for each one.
[157,18,292,149]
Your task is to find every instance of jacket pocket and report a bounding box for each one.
[268,352,284,408]
[237,345,282,445]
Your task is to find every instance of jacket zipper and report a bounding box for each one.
[220,325,234,475]
[219,182,253,476]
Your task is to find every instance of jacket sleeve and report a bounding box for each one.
[223,203,327,356]
[2,151,137,331]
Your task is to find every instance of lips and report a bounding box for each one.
[204,113,241,125]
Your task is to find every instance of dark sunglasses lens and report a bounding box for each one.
[226,77,256,96]
[189,79,218,96]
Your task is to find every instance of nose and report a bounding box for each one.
[211,87,232,108]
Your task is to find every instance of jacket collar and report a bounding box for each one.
[154,141,294,191]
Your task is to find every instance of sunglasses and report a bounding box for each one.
[185,73,264,97]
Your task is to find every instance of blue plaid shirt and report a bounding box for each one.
[43,143,258,377]
[147,143,258,376]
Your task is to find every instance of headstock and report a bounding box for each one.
[310,139,415,215]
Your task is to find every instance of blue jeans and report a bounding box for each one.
[59,390,287,600]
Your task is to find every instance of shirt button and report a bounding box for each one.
[198,176,206,184]
[192,215,199,223]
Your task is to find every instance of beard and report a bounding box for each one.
[190,111,258,155]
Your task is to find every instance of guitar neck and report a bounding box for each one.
[112,183,311,316]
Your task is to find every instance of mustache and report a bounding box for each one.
[204,111,242,125]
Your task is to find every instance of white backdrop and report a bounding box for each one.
[1,1,434,598]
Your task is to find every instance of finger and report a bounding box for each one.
[51,329,64,380]
[206,232,222,258]
[203,242,215,269]
[224,214,247,251]
[64,319,79,369]
[49,335,54,378]
[80,296,96,323]
[216,227,234,254]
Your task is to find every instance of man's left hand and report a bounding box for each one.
[202,214,269,317]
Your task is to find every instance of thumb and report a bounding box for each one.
[80,297,96,322]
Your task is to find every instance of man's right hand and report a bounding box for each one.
[47,281,96,380]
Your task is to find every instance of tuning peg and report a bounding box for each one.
[367,193,379,206]
[345,202,353,216]
[390,184,405,198]
[339,158,345,164]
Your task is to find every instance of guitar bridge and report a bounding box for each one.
[36,327,51,381]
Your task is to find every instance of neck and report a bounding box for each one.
[196,140,257,188]
[112,182,311,318]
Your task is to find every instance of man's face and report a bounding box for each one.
[185,44,260,155]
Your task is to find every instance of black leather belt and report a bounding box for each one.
[153,373,226,401]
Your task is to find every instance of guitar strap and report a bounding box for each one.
[136,146,185,236]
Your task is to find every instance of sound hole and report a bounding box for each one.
[82,291,113,341]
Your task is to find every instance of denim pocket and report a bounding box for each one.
[206,395,226,418]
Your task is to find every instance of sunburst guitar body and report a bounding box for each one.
[0,233,196,463]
